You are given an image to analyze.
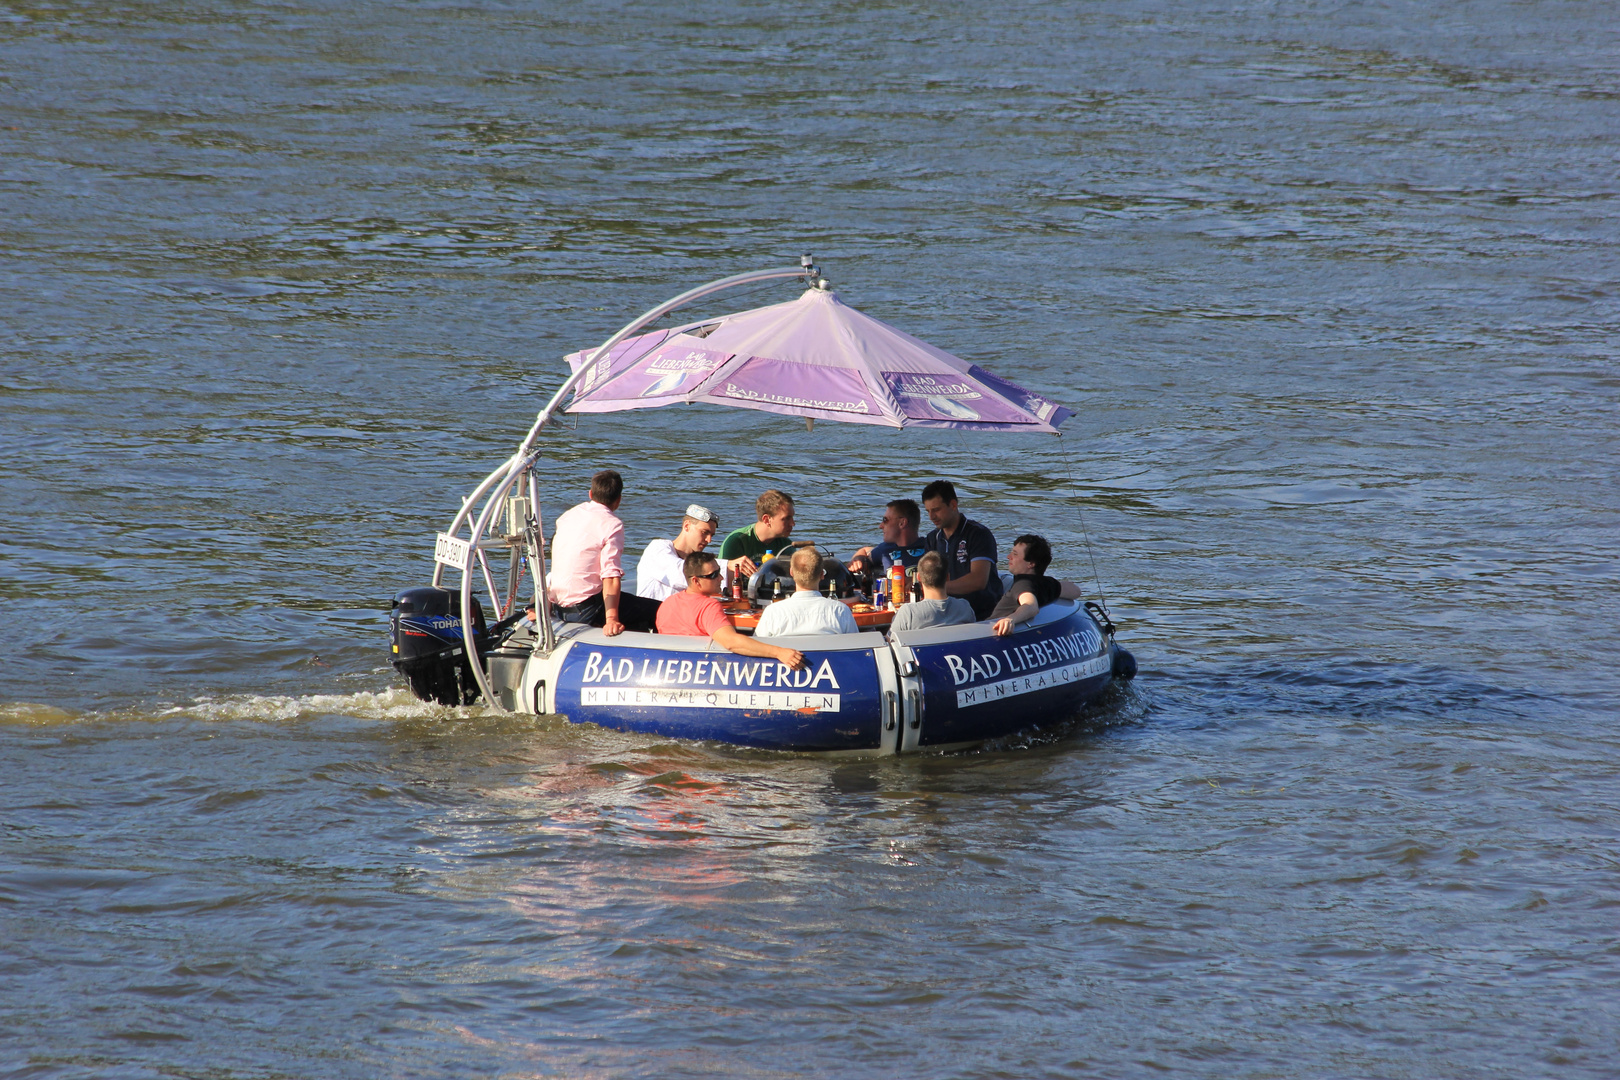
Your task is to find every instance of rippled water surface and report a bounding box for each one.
[3,2,1618,1076]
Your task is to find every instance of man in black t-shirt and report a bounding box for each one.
[921,479,1004,620]
[990,533,1084,635]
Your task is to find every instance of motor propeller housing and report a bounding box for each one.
[390,586,489,705]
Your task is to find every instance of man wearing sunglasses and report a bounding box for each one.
[655,553,807,670]
[846,498,927,582]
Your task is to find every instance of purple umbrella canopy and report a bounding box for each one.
[562,286,1072,433]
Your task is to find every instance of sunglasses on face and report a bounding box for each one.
[694,570,722,580]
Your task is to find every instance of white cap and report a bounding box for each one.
[685,504,717,523]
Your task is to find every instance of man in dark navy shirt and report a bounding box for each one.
[847,498,928,581]
[921,480,1004,620]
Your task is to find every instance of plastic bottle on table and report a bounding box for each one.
[889,563,907,607]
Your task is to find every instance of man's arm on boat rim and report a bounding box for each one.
[602,575,625,636]
[712,625,806,670]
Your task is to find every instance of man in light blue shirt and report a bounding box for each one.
[890,552,975,632]
[755,548,860,637]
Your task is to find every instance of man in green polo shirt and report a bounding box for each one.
[719,488,797,578]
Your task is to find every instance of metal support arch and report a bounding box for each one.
[444,260,822,711]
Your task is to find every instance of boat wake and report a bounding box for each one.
[1,687,475,726]
[161,687,464,724]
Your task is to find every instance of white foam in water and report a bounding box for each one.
[0,702,81,726]
[160,687,477,724]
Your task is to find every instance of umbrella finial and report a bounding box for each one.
[800,252,831,290]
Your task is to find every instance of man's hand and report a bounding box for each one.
[774,646,807,670]
[601,575,626,636]
[993,593,1037,637]
[730,555,759,578]
[847,546,874,576]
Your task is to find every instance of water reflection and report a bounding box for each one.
[417,717,1138,949]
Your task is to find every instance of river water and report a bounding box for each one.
[3,2,1618,1076]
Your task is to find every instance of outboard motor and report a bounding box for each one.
[390,586,488,705]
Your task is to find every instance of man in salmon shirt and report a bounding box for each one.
[656,552,806,669]
[548,469,661,635]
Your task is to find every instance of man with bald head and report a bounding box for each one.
[753,547,860,638]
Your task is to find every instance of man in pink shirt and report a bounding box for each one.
[549,470,661,636]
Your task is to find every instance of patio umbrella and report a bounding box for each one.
[561,285,1071,434]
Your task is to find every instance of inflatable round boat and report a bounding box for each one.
[389,258,1135,754]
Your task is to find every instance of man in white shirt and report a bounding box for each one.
[754,548,860,638]
[634,504,720,601]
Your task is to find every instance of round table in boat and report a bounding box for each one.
[723,599,894,631]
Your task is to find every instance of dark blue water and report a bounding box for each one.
[3,2,1618,1076]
